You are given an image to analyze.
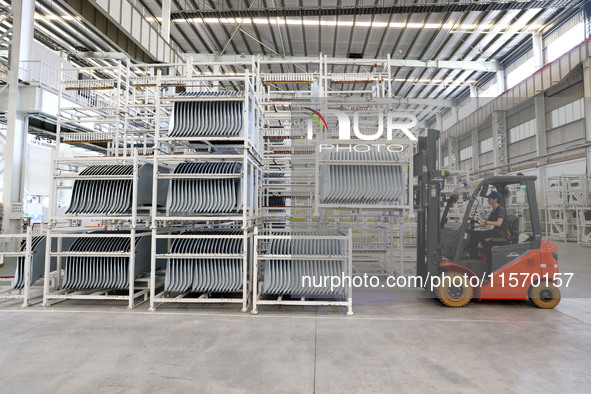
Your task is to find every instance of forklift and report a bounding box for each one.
[414,130,561,308]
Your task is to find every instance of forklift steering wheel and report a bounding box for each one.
[468,218,479,229]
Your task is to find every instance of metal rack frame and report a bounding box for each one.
[577,208,591,246]
[0,228,35,307]
[542,175,591,244]
[41,62,159,308]
[259,87,420,278]
[42,229,153,308]
[251,227,353,316]
[148,229,253,312]
[145,63,264,311]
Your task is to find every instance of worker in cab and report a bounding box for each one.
[467,191,508,258]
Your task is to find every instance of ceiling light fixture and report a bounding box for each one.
[176,17,528,33]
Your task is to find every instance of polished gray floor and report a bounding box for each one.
[0,241,590,393]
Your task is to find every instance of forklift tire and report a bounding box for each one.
[436,272,473,308]
[529,283,561,309]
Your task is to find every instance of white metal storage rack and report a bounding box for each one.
[0,229,36,307]
[255,56,422,315]
[147,64,263,312]
[42,63,155,308]
[544,175,591,243]
[577,208,591,246]
[252,227,353,315]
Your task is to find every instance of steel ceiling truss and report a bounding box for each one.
[172,1,581,19]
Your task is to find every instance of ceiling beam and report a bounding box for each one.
[56,0,155,63]
[172,0,581,19]
[263,96,456,107]
[186,53,501,72]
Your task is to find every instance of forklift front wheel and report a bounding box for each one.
[436,272,473,308]
[529,283,561,309]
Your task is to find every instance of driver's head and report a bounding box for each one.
[485,191,503,206]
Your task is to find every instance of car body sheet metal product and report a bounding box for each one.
[260,233,346,297]
[164,231,244,294]
[320,151,406,205]
[169,101,244,138]
[166,162,243,214]
[61,231,151,290]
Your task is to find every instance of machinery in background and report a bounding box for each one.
[414,130,561,308]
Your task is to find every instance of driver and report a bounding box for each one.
[467,191,508,258]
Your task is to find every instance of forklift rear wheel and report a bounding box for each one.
[436,272,473,308]
[529,283,561,309]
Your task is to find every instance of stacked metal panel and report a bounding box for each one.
[169,101,244,137]
[319,151,405,205]
[62,232,150,290]
[261,233,346,296]
[164,231,244,293]
[66,164,165,214]
[13,236,75,289]
[13,236,44,289]
[166,162,243,214]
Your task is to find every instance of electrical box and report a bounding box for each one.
[9,202,23,220]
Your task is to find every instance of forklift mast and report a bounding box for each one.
[413,130,448,282]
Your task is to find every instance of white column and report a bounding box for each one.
[532,32,544,70]
[534,94,547,206]
[471,128,480,172]
[582,59,591,175]
[496,69,506,95]
[470,85,479,110]
[436,113,443,168]
[451,106,459,123]
[162,0,172,42]
[2,0,34,233]
[212,65,220,92]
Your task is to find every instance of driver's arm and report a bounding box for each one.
[486,217,504,228]
[476,216,503,228]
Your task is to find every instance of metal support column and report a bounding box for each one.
[470,85,479,111]
[534,94,548,206]
[2,0,34,234]
[162,0,171,42]
[584,1,591,40]
[436,113,443,168]
[448,136,459,170]
[583,59,591,175]
[492,110,508,175]
[533,33,544,70]
[471,128,480,171]
[496,69,506,95]
[451,106,459,123]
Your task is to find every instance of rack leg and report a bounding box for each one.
[42,227,52,308]
[148,228,157,312]
[346,299,354,316]
[241,230,248,313]
[127,228,136,310]
[251,227,259,315]
[22,227,32,307]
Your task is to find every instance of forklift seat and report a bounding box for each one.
[507,215,520,244]
[482,215,520,248]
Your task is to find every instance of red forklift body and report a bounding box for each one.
[440,240,559,300]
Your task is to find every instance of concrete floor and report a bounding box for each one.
[0,241,590,393]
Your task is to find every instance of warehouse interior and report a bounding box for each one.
[1,0,591,392]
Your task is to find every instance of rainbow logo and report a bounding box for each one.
[304,107,328,132]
